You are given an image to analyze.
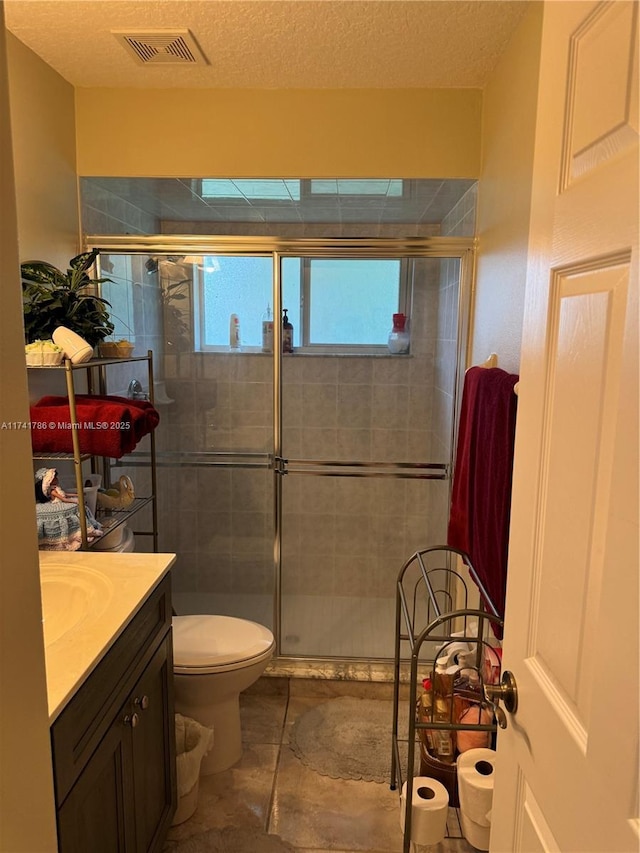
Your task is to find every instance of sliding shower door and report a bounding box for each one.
[99,251,276,628]
[278,254,460,660]
[93,240,469,663]
[170,253,276,627]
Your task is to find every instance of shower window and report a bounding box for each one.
[197,178,404,202]
[309,179,404,197]
[200,179,301,201]
[100,254,135,341]
[194,255,274,350]
[194,255,408,352]
[302,258,406,348]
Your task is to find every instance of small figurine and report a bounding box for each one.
[34,467,103,551]
[34,468,77,504]
[96,475,135,510]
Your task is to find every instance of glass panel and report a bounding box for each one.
[96,249,463,663]
[280,476,451,658]
[279,257,402,349]
[279,256,461,659]
[170,466,274,629]
[281,257,459,464]
[282,257,302,349]
[100,254,135,342]
[98,252,275,629]
[197,255,272,350]
[80,176,477,236]
[307,259,400,345]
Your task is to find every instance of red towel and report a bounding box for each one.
[55,394,160,443]
[30,395,160,459]
[447,367,519,628]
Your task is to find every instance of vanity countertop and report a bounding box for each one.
[39,551,176,723]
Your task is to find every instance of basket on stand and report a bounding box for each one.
[416,696,459,806]
[416,684,490,808]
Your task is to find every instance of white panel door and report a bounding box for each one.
[491,3,638,852]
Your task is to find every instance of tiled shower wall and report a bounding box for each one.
[440,184,478,239]
[154,253,457,605]
[279,257,449,602]
[79,195,465,627]
[98,282,459,610]
[82,177,166,548]
[96,254,164,525]
[426,184,477,540]
[81,182,159,236]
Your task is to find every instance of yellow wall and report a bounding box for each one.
[75,87,482,178]
[0,10,58,852]
[6,31,79,265]
[473,2,544,374]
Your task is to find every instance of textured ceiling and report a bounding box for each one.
[5,0,529,89]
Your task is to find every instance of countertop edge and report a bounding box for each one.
[41,552,176,724]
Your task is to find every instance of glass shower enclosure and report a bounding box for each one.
[92,236,473,667]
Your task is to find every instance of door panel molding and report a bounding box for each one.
[530,255,630,724]
[561,1,639,189]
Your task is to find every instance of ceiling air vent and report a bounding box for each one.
[113,29,208,65]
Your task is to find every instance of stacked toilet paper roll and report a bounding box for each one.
[399,776,449,846]
[457,747,496,851]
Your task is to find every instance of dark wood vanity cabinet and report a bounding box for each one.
[51,576,176,853]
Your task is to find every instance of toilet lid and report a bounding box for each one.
[172,615,275,671]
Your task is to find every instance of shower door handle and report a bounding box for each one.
[274,456,288,475]
[279,459,449,478]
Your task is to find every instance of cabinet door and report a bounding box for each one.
[57,715,135,853]
[131,633,177,853]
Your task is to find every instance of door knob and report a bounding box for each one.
[124,712,139,728]
[134,695,150,711]
[483,670,518,729]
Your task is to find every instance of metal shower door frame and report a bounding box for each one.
[87,235,476,670]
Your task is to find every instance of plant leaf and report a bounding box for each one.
[21,261,64,286]
[69,250,98,272]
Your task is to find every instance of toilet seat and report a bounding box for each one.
[172,614,275,675]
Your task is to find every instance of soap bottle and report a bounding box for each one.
[229,314,241,350]
[388,313,410,354]
[429,666,456,762]
[282,309,294,354]
[261,305,273,353]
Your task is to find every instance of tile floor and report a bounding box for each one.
[164,676,476,853]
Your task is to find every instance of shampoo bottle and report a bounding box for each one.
[229,314,241,350]
[282,309,294,353]
[262,305,273,353]
[427,666,456,762]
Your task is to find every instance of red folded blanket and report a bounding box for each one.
[30,395,160,459]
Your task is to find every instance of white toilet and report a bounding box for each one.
[172,615,275,774]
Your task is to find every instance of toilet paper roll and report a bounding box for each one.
[400,776,449,846]
[457,747,496,828]
[459,809,492,851]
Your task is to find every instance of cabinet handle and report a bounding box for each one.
[124,712,140,728]
[134,695,150,711]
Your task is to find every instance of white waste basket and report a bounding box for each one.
[172,713,214,825]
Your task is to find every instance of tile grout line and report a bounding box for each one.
[265,678,292,836]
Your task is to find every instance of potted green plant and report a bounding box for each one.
[161,278,191,352]
[21,249,115,347]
